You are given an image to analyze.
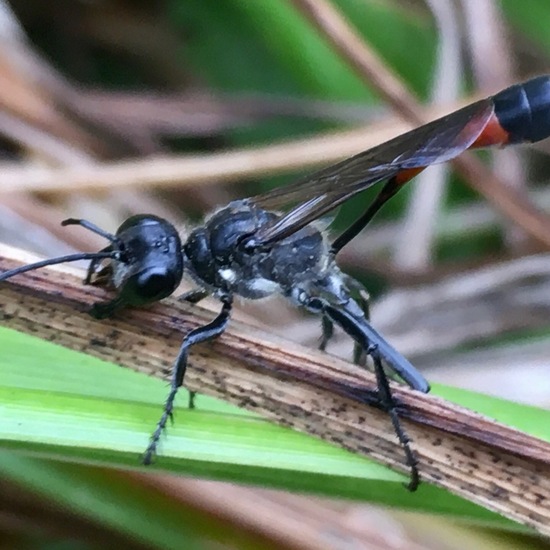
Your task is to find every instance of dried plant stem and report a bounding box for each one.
[1,247,550,534]
[0,101,461,194]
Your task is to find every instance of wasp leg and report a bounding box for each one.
[319,313,365,366]
[342,275,371,320]
[304,293,423,490]
[178,287,210,409]
[342,275,371,366]
[368,343,419,492]
[330,176,403,255]
[143,293,233,465]
[318,274,372,366]
[58,219,122,287]
[84,245,113,285]
[89,296,125,319]
[178,288,209,305]
[319,315,334,352]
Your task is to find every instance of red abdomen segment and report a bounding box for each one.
[474,75,550,149]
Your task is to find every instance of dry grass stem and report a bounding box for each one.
[1,247,550,534]
[0,100,476,194]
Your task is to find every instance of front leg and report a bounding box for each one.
[178,288,209,304]
[89,297,125,320]
[143,293,233,465]
[83,244,125,319]
[83,245,113,286]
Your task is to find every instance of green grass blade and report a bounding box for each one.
[1,326,540,531]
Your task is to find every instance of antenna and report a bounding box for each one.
[0,217,123,282]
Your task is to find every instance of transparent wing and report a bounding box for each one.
[251,98,495,245]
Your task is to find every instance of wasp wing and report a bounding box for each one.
[251,98,494,245]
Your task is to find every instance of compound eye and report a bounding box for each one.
[135,267,177,301]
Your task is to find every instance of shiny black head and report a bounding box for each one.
[0,215,185,320]
[109,215,184,307]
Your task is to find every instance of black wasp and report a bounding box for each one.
[2,75,550,491]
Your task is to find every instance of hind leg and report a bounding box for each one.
[368,343,419,491]
[319,276,371,366]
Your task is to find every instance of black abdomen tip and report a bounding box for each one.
[493,75,550,144]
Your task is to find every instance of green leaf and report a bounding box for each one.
[501,0,550,55]
[0,326,540,532]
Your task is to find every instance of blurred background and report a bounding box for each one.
[1,0,550,548]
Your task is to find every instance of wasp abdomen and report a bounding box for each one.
[493,75,550,144]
